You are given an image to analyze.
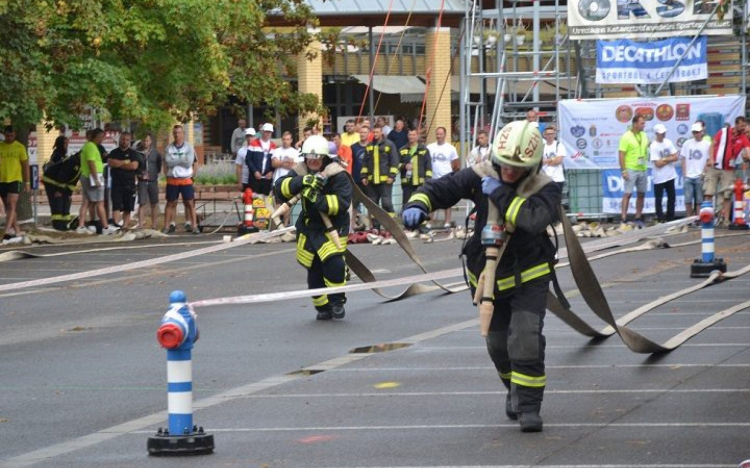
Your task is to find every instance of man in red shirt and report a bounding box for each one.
[708,117,750,226]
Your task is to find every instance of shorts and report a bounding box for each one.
[166,183,195,202]
[623,170,648,194]
[80,176,105,202]
[138,180,159,205]
[703,167,735,200]
[683,177,703,207]
[0,181,21,198]
[111,184,136,212]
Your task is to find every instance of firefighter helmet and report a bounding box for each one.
[300,135,332,160]
[490,121,543,169]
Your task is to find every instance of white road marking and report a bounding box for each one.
[235,388,750,398]
[327,363,750,372]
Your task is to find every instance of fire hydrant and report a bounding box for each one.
[147,290,214,456]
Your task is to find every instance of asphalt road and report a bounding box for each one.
[0,226,749,468]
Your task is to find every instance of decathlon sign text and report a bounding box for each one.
[596,36,707,84]
[569,0,733,40]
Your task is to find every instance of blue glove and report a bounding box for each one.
[482,176,502,196]
[302,174,326,191]
[402,207,427,229]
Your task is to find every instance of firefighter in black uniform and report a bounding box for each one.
[402,121,560,432]
[274,135,352,321]
[398,127,432,209]
[360,124,399,220]
[42,151,82,231]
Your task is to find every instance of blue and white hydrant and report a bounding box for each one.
[690,201,727,278]
[147,290,214,456]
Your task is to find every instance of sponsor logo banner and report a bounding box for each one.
[596,36,707,84]
[569,0,733,40]
[558,95,746,169]
[601,168,685,215]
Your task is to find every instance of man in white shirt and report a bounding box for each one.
[230,118,247,156]
[235,127,256,191]
[541,125,566,191]
[467,129,490,166]
[680,121,711,221]
[271,131,299,226]
[426,126,460,228]
[649,123,679,223]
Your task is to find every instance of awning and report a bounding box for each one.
[350,75,426,95]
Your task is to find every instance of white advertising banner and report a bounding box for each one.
[558,95,746,170]
[569,0,733,40]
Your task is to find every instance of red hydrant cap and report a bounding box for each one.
[243,188,254,204]
[699,210,713,224]
[157,323,184,349]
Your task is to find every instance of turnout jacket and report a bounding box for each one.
[398,144,432,186]
[361,138,399,184]
[274,161,352,263]
[42,152,82,193]
[404,166,561,293]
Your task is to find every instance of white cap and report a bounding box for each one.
[653,123,667,134]
[691,122,704,132]
[260,123,274,133]
[245,127,256,136]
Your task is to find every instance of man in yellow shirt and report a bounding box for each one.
[340,119,359,148]
[0,126,30,238]
[618,114,649,228]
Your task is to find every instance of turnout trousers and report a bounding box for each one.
[485,277,549,413]
[44,185,73,231]
[296,231,347,312]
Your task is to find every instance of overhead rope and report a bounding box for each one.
[355,0,395,124]
[417,0,447,135]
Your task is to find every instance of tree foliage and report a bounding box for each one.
[0,0,322,131]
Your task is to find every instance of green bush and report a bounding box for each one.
[194,161,237,185]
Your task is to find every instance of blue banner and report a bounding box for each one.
[602,168,686,215]
[596,36,707,84]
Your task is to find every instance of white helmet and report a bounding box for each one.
[300,135,331,160]
[490,121,543,169]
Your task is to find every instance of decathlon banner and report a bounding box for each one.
[601,168,686,214]
[569,0,733,40]
[596,36,707,84]
[558,95,745,169]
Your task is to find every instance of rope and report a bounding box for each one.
[355,0,395,124]
[417,0,447,134]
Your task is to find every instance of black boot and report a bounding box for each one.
[505,393,518,421]
[316,308,333,320]
[519,411,543,432]
[331,304,346,320]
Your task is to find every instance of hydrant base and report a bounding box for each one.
[147,433,214,456]
[690,259,727,278]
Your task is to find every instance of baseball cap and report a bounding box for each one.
[653,124,667,134]
[691,122,703,132]
[260,123,274,133]
[245,127,256,136]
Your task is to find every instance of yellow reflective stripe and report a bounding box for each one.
[280,177,293,199]
[467,270,477,288]
[496,262,551,291]
[506,196,526,227]
[326,195,339,216]
[410,193,432,212]
[373,146,380,182]
[296,234,314,267]
[318,235,347,261]
[510,371,546,388]
[499,371,512,380]
[425,170,432,178]
[312,295,329,307]
[324,278,346,288]
[389,166,399,176]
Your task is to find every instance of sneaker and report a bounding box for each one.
[168,223,176,234]
[634,218,644,229]
[519,411,543,432]
[425,223,432,230]
[331,304,346,320]
[316,309,333,321]
[101,225,120,235]
[76,226,94,235]
[86,225,97,233]
[444,222,452,229]
[184,223,193,233]
[505,394,518,421]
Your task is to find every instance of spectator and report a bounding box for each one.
[349,125,370,231]
[340,119,359,147]
[387,117,408,151]
[399,127,432,236]
[0,126,30,238]
[163,125,198,234]
[247,122,276,196]
[295,126,312,150]
[681,122,711,223]
[230,118,247,156]
[108,132,143,228]
[467,129,491,166]
[376,116,392,136]
[526,109,539,128]
[49,135,69,166]
[76,128,118,235]
[135,134,162,229]
[707,116,750,227]
[271,131,299,226]
[540,126,566,199]
[360,119,374,142]
[618,114,649,229]
[332,133,353,174]
[649,124,679,223]
[426,126,460,228]
[235,127,256,191]
[361,124,400,221]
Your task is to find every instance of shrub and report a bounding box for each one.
[194,160,237,185]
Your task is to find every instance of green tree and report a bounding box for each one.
[0,0,322,132]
